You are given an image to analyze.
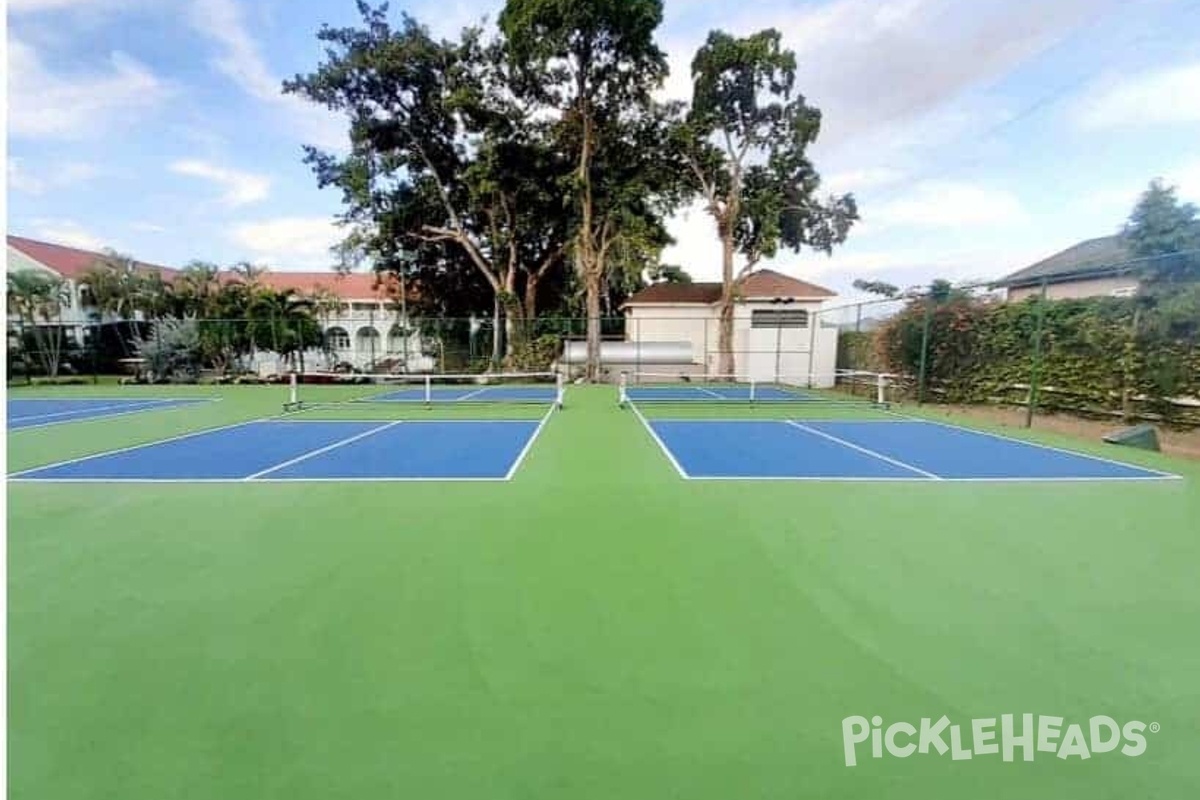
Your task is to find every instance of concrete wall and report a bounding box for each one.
[1007,276,1139,302]
[625,299,838,385]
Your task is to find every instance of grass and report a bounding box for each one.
[7,383,1200,799]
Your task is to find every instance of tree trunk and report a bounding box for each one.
[584,265,602,383]
[717,224,737,377]
[491,297,503,370]
[523,274,539,324]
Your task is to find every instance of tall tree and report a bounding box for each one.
[500,0,675,380]
[284,5,571,365]
[1122,179,1200,286]
[676,29,857,375]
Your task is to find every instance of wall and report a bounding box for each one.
[1007,276,1139,302]
[624,299,839,385]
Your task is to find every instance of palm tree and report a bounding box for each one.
[248,289,323,373]
[7,270,71,378]
[79,250,168,355]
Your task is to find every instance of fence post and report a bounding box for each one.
[1122,306,1141,422]
[90,321,99,384]
[1025,281,1048,428]
[806,309,818,387]
[917,299,932,404]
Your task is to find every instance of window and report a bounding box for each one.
[326,327,351,349]
[352,302,378,312]
[751,309,808,328]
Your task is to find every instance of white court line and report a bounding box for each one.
[457,386,490,401]
[244,419,406,480]
[7,476,511,484]
[9,398,214,430]
[627,402,692,480]
[504,406,557,480]
[784,420,943,479]
[887,413,1182,480]
[7,417,269,478]
[10,399,169,422]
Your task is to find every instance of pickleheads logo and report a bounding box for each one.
[842,715,1159,767]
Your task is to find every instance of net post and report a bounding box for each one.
[424,374,432,405]
[749,378,756,403]
[556,372,565,409]
[289,371,298,406]
[618,371,628,407]
[876,372,886,406]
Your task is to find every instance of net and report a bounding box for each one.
[618,370,891,406]
[284,371,564,419]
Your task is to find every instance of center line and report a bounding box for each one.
[244,420,405,480]
[784,420,942,479]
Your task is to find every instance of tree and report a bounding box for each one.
[7,270,70,378]
[675,28,857,375]
[247,289,325,373]
[852,278,898,298]
[284,5,571,365]
[1121,179,1200,286]
[647,263,692,284]
[135,318,202,383]
[500,0,676,380]
[79,250,168,355]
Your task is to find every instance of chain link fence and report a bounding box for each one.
[9,256,1198,428]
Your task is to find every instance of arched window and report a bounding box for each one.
[326,326,350,349]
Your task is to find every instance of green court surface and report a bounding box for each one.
[7,384,1200,799]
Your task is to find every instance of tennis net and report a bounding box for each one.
[618,370,892,407]
[284,371,564,417]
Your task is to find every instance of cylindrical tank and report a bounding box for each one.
[561,340,693,365]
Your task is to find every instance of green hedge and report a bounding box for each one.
[874,295,1200,426]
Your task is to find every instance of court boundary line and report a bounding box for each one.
[628,401,692,479]
[244,419,407,480]
[784,420,943,479]
[503,406,557,480]
[11,398,181,422]
[628,413,1183,482]
[7,417,271,478]
[8,417,547,484]
[9,398,217,431]
[886,413,1182,480]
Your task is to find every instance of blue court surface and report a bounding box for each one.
[624,385,813,402]
[646,419,1179,481]
[369,385,559,403]
[7,397,209,430]
[9,418,545,482]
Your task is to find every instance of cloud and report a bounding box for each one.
[27,219,110,251]
[823,167,906,195]
[169,159,271,207]
[228,217,344,269]
[7,37,172,139]
[1171,157,1200,201]
[1076,63,1200,130]
[870,181,1027,229]
[187,0,346,151]
[659,0,1120,146]
[8,158,103,194]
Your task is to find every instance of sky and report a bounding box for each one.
[5,0,1200,300]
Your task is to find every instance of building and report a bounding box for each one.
[996,236,1140,301]
[619,268,840,385]
[5,234,429,373]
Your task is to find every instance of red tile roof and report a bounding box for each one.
[6,234,400,300]
[7,235,175,280]
[623,268,835,305]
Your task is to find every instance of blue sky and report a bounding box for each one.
[6,0,1200,298]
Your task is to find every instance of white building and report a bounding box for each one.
[6,235,431,373]
[620,268,840,386]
